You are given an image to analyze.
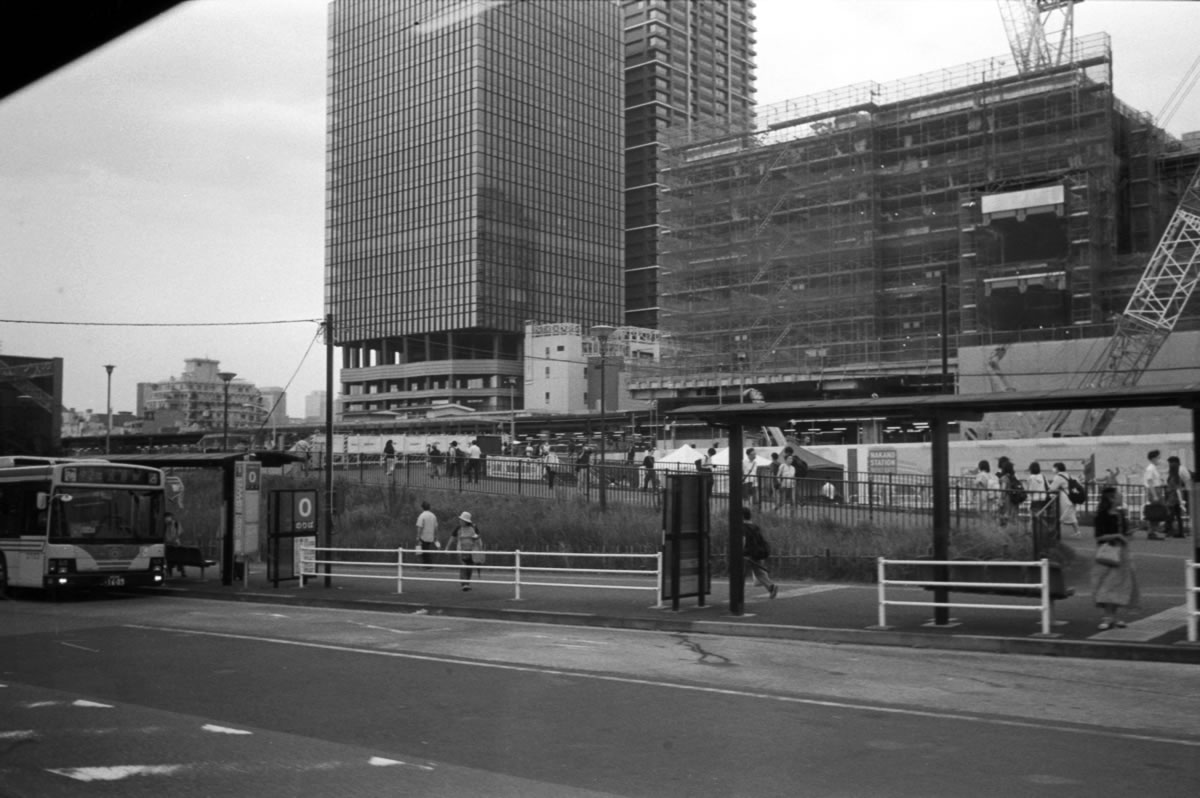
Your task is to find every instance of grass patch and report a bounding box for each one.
[168,473,1057,582]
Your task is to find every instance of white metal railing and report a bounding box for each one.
[1187,560,1198,643]
[875,557,1062,636]
[300,544,663,608]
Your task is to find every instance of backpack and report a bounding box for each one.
[744,522,770,560]
[1006,474,1027,506]
[1066,476,1087,505]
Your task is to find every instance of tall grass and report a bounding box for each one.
[169,473,1059,581]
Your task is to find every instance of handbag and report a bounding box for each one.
[470,539,486,566]
[1094,541,1121,567]
[1143,501,1168,523]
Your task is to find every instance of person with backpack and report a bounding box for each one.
[741,507,778,600]
[1048,462,1081,539]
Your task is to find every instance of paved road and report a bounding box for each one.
[1,594,1198,796]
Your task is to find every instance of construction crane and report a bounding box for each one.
[997,0,1080,74]
[1042,163,1200,436]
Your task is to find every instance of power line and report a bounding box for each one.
[0,318,321,328]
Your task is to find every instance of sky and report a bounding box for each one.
[1,0,1197,417]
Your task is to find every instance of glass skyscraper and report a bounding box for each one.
[326,0,623,416]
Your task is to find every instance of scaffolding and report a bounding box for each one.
[647,33,1171,396]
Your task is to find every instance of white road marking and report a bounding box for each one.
[0,730,37,741]
[1091,604,1190,642]
[775,584,848,599]
[369,756,434,770]
[127,623,1200,748]
[49,765,186,782]
[74,700,113,708]
[354,622,415,634]
[202,724,252,735]
[59,642,99,653]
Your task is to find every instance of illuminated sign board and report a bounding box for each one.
[62,466,162,486]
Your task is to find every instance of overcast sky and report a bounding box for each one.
[1,0,1197,416]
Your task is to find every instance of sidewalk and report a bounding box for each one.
[155,537,1200,665]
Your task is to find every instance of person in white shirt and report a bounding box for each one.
[1144,449,1166,539]
[466,440,483,483]
[974,460,1001,515]
[415,501,440,567]
[742,448,758,502]
[543,448,560,489]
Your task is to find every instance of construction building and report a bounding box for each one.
[635,32,1200,439]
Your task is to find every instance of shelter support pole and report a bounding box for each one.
[221,461,235,586]
[728,423,745,616]
[930,414,951,625]
[324,312,335,588]
[1193,406,1199,563]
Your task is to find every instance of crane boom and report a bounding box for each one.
[997,0,1079,74]
[1042,163,1200,436]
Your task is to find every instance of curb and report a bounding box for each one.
[153,585,1200,666]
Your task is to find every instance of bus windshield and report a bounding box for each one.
[50,488,164,543]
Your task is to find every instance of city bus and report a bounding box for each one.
[0,457,167,596]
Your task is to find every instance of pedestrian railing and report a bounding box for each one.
[874,557,1064,637]
[1187,560,1199,643]
[299,543,663,608]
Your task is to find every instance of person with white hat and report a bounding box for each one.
[448,510,482,591]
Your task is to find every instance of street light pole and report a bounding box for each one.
[509,378,516,443]
[218,371,237,451]
[103,364,115,454]
[590,325,616,511]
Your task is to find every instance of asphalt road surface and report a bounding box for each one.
[1,593,1198,797]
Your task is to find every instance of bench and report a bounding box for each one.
[166,546,217,579]
[916,561,1075,601]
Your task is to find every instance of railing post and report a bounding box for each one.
[514,549,521,600]
[877,557,887,628]
[397,546,404,594]
[1188,560,1197,643]
[1040,558,1051,636]
[655,549,663,609]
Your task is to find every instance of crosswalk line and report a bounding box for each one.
[1090,604,1189,641]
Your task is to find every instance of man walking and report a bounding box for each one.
[415,501,439,568]
[1144,449,1166,539]
[741,507,778,600]
[466,439,483,483]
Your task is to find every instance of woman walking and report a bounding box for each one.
[382,439,396,477]
[448,511,483,591]
[1091,485,1139,630]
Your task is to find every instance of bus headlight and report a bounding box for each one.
[150,557,165,574]
[47,559,77,575]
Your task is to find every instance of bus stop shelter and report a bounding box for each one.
[102,451,302,586]
[667,382,1200,616]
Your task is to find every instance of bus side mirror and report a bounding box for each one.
[37,492,49,510]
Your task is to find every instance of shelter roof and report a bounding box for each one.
[101,451,301,469]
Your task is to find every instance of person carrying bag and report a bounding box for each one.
[448,511,483,592]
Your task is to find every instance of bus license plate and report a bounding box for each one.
[103,576,125,587]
